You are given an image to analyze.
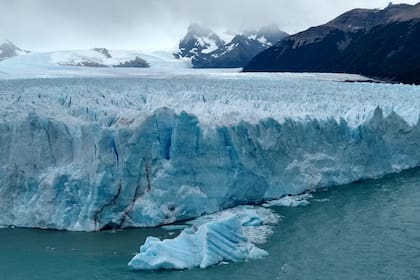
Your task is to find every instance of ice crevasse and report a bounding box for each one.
[1,78,420,231]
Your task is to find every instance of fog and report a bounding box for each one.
[0,0,418,51]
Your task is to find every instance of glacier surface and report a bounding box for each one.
[0,74,420,230]
[128,208,273,270]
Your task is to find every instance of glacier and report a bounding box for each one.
[0,74,420,231]
[128,206,277,270]
[0,49,189,79]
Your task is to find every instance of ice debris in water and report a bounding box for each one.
[161,224,189,231]
[128,206,279,270]
[263,193,313,208]
[187,205,280,244]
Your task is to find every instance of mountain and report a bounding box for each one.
[55,48,149,68]
[174,24,225,60]
[252,24,289,44]
[174,24,288,68]
[0,49,188,79]
[333,19,420,84]
[244,3,420,84]
[0,40,29,61]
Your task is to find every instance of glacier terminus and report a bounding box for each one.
[0,72,420,233]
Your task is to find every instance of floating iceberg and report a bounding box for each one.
[128,213,268,270]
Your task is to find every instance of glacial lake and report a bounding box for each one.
[1,168,420,280]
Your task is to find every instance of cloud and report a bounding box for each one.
[0,0,418,51]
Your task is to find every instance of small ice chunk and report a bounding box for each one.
[161,224,189,231]
[263,193,313,207]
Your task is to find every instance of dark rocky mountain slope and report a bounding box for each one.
[244,3,420,84]
[0,40,29,61]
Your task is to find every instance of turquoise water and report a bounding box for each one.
[1,169,420,280]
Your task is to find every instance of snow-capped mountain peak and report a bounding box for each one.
[92,47,112,59]
[0,40,29,61]
[174,24,288,68]
[174,24,225,59]
[257,24,289,44]
[187,23,215,37]
[242,25,289,47]
[50,48,150,68]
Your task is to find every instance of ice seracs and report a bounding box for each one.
[0,74,420,231]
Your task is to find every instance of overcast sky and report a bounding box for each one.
[1,0,418,51]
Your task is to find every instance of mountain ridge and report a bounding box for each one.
[174,24,288,68]
[243,3,420,84]
[0,40,30,61]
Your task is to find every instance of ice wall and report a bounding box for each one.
[1,105,419,231]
